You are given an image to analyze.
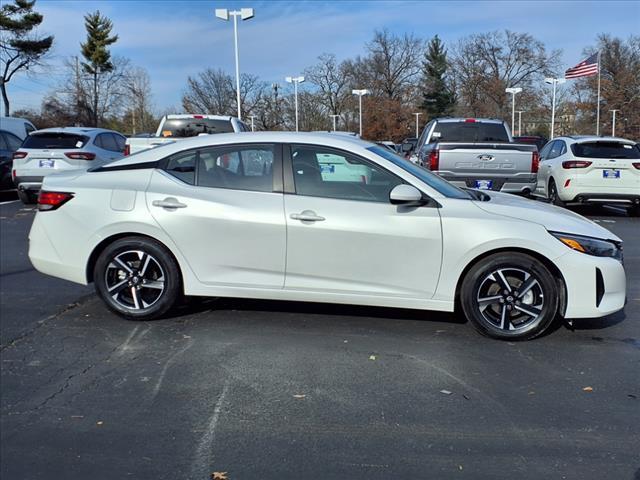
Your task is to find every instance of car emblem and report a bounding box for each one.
[477,154,494,161]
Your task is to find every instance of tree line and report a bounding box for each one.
[2,0,639,141]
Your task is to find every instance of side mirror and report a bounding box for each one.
[401,142,413,153]
[389,184,424,205]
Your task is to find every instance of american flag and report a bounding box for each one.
[565,53,599,79]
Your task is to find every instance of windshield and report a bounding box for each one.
[366,145,471,199]
[571,141,640,159]
[160,118,234,137]
[432,122,509,143]
[22,133,89,149]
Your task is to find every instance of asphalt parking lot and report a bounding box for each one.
[1,194,638,480]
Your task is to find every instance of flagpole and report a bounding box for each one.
[596,51,601,136]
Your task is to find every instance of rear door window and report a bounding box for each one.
[571,142,640,159]
[431,122,509,143]
[23,133,89,149]
[197,145,275,192]
[95,133,119,152]
[165,150,196,185]
[3,131,22,150]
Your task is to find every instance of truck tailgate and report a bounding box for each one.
[437,143,536,178]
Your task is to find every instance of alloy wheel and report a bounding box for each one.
[475,268,544,332]
[104,250,165,310]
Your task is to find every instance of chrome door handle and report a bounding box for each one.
[152,197,187,209]
[290,210,325,222]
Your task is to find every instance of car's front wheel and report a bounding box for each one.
[94,237,181,320]
[460,252,560,340]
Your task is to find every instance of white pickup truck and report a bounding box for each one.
[125,114,250,155]
[414,118,539,194]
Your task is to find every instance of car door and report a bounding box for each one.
[146,143,286,288]
[283,144,443,299]
[537,141,557,195]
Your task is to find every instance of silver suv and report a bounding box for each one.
[12,127,127,203]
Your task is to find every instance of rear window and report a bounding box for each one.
[160,118,234,138]
[431,122,509,143]
[23,133,89,149]
[571,142,640,159]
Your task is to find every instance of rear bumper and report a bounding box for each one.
[14,175,44,192]
[564,192,640,205]
[440,175,537,194]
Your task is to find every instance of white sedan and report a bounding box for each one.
[535,136,640,215]
[28,132,626,340]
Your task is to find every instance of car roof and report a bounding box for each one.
[434,117,504,124]
[165,114,235,121]
[31,127,119,136]
[104,131,377,168]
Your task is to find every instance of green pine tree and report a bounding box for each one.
[0,0,54,115]
[80,10,118,127]
[420,35,456,120]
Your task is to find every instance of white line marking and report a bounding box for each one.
[115,326,139,356]
[0,200,19,205]
[151,340,193,398]
[192,379,231,479]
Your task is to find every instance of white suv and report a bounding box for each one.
[535,136,640,215]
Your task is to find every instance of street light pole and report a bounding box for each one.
[286,76,305,132]
[215,8,255,121]
[505,87,522,135]
[352,89,370,137]
[330,114,340,131]
[544,77,566,139]
[413,112,422,138]
[516,110,524,136]
[610,109,620,136]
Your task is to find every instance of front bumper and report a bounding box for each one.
[556,249,626,319]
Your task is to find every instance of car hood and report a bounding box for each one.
[473,191,621,242]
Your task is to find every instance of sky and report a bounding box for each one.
[7,0,640,114]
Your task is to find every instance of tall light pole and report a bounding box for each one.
[352,89,370,137]
[610,109,620,136]
[413,112,422,138]
[215,8,255,120]
[330,114,340,131]
[286,76,305,132]
[516,110,524,136]
[249,115,256,132]
[505,87,522,135]
[544,77,566,139]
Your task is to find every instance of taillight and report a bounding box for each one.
[64,152,96,160]
[12,151,27,160]
[12,169,16,181]
[562,160,592,169]
[429,149,439,170]
[193,115,204,119]
[37,191,74,211]
[124,144,130,156]
[464,118,476,123]
[531,151,540,173]
[633,162,640,170]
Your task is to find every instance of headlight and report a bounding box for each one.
[549,231,623,261]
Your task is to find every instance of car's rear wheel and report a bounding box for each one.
[548,179,565,207]
[17,190,37,204]
[460,252,559,340]
[94,237,180,320]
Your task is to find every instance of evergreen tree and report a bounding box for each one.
[80,10,118,127]
[420,35,456,120]
[0,0,53,115]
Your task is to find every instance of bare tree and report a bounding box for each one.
[123,66,155,134]
[452,30,562,118]
[304,53,352,117]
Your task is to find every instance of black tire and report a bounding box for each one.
[17,190,36,204]
[628,204,640,217]
[94,236,181,320]
[547,179,565,207]
[460,252,560,340]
